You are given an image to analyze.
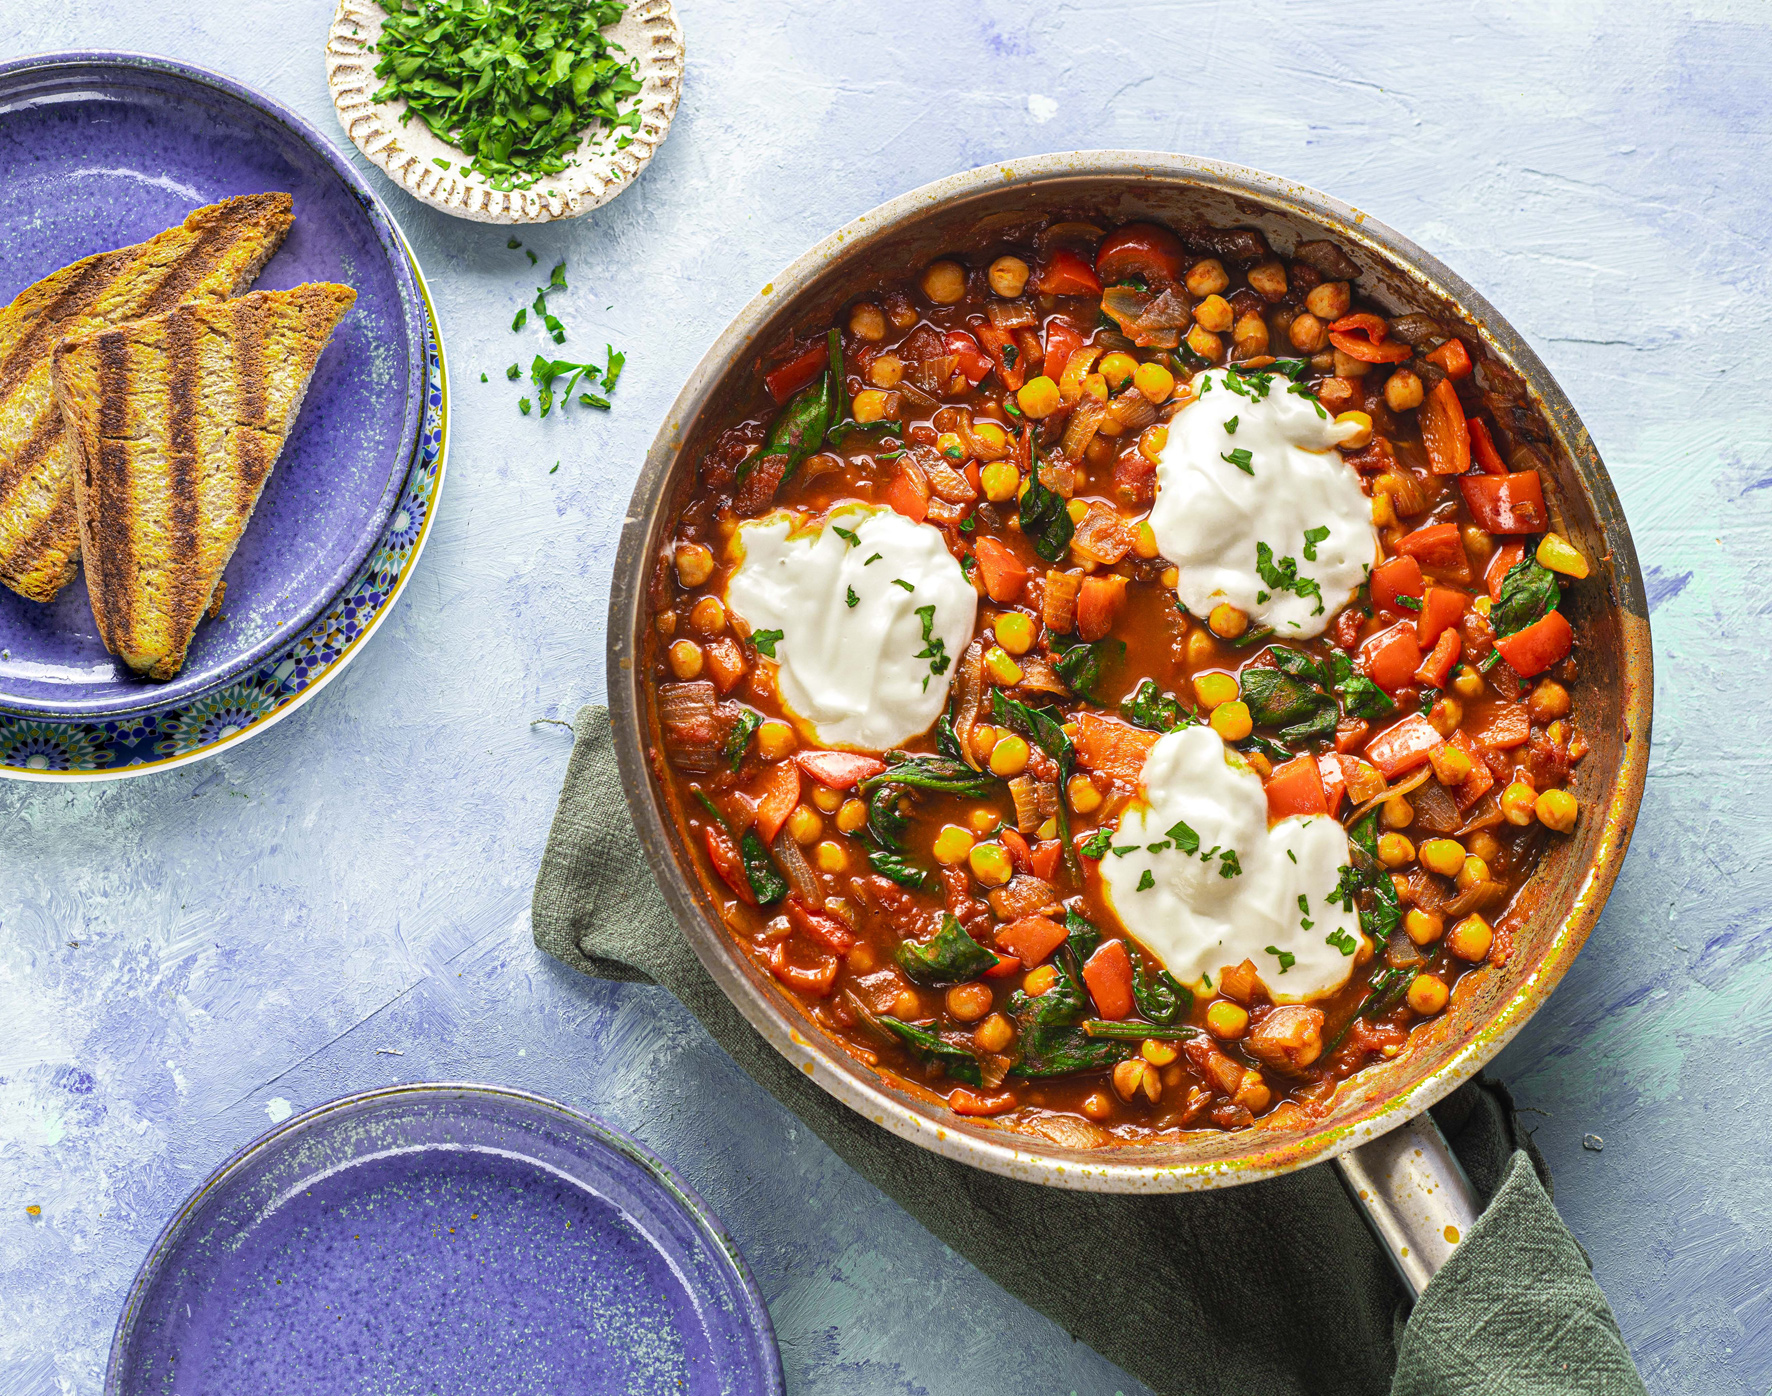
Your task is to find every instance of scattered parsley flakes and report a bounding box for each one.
[1255,542,1325,616]
[1218,849,1243,878]
[1326,928,1358,956]
[479,371,488,382]
[892,578,915,592]
[519,397,532,414]
[1224,415,1239,434]
[1165,818,1200,855]
[846,586,859,608]
[549,460,560,474]
[913,603,950,691]
[1287,848,1298,864]
[1303,525,1330,562]
[506,363,521,380]
[1397,594,1423,612]
[1266,946,1296,972]
[752,629,784,658]
[512,308,527,331]
[1136,870,1156,892]
[832,524,861,546]
[864,553,882,566]
[1081,827,1115,859]
[1221,447,1255,475]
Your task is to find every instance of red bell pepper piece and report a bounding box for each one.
[1001,827,1035,873]
[1486,539,1526,599]
[1471,703,1531,750]
[1363,713,1445,779]
[1369,554,1424,614]
[704,825,756,904]
[1043,321,1085,383]
[975,323,1025,391]
[948,1088,1018,1116]
[1076,575,1127,642]
[764,342,827,404]
[1494,609,1573,677]
[1460,471,1547,534]
[1448,730,1494,810]
[1029,839,1063,882]
[1426,338,1472,380]
[944,329,993,386]
[1422,379,1471,475]
[1094,223,1187,286]
[1416,585,1469,647]
[794,750,886,789]
[1414,627,1462,688]
[995,916,1068,968]
[786,896,855,954]
[1396,522,1467,572]
[982,954,1023,979]
[753,760,802,844]
[1327,312,1411,364]
[1359,621,1424,693]
[1036,249,1103,297]
[971,536,1029,604]
[1265,755,1329,821]
[882,457,930,523]
[1468,417,1508,475]
[1334,718,1371,754]
[1317,753,1349,814]
[1082,939,1135,1020]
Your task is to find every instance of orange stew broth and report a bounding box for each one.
[646,219,1587,1145]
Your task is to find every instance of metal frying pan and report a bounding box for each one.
[607,153,1652,1291]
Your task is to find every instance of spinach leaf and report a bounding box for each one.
[739,330,839,489]
[1328,647,1396,721]
[863,754,995,852]
[1018,462,1075,564]
[1052,634,1123,700]
[877,1016,983,1086]
[723,709,761,771]
[1064,907,1102,961]
[1267,645,1328,686]
[1122,678,1190,733]
[1346,812,1402,944]
[740,829,787,905]
[1081,1019,1198,1042]
[1130,945,1191,1025]
[868,847,933,892]
[935,710,967,763]
[1362,966,1414,1019]
[1492,559,1561,638]
[865,781,910,850]
[1241,666,1338,742]
[896,914,1000,987]
[991,692,1073,778]
[1006,950,1132,1077]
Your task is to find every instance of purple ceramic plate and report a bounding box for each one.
[0,53,426,718]
[107,1084,785,1396]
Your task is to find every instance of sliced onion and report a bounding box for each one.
[772,829,823,908]
[1016,655,1067,696]
[957,413,1011,462]
[1060,399,1107,460]
[951,640,986,772]
[1344,764,1433,827]
[1037,221,1104,255]
[1105,389,1158,434]
[1059,345,1105,405]
[1135,288,1192,330]
[1008,775,1040,832]
[1386,313,1448,348]
[1411,779,1461,836]
[1442,880,1505,920]
[658,680,722,773]
[1100,284,1152,332]
[1455,793,1504,837]
[986,299,1039,330]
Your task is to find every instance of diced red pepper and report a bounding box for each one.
[1043,320,1085,383]
[753,760,802,844]
[1083,940,1135,1020]
[764,342,826,404]
[948,1088,1018,1116]
[976,322,1025,391]
[1265,755,1329,821]
[1459,471,1547,534]
[1029,839,1063,882]
[1037,249,1103,297]
[1414,627,1462,688]
[1448,729,1494,810]
[945,329,993,386]
[1494,609,1574,678]
[982,954,1023,979]
[1359,621,1424,692]
[1396,522,1467,572]
[1001,827,1035,873]
[1486,539,1526,599]
[1094,223,1187,285]
[995,916,1068,967]
[794,750,886,788]
[704,825,756,904]
[1422,380,1471,475]
[1468,417,1508,475]
[1416,585,1469,647]
[1074,713,1160,784]
[882,457,930,523]
[1471,703,1531,750]
[786,896,855,954]
[1426,338,1472,380]
[1076,574,1127,642]
[1318,753,1349,814]
[1363,713,1445,779]
[1334,718,1371,754]
[971,536,1029,604]
[1327,312,1413,364]
[1369,554,1424,614]
[767,940,836,996]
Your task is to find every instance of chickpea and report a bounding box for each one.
[1142,1038,1180,1066]
[1186,324,1224,363]
[1084,434,1116,468]
[1192,671,1239,710]
[1113,1059,1162,1104]
[1207,603,1248,639]
[1138,425,1169,462]
[921,260,966,305]
[689,595,726,635]
[989,734,1032,778]
[811,784,842,813]
[1385,369,1425,412]
[975,1012,1015,1053]
[995,611,1035,655]
[1024,963,1059,997]
[1132,520,1160,559]
[674,542,715,589]
[1404,909,1444,946]
[968,841,1013,887]
[1080,1090,1115,1122]
[1466,830,1503,866]
[667,639,704,680]
[848,302,886,341]
[1185,629,1218,666]
[980,460,1022,502]
[1099,352,1139,390]
[1232,312,1270,357]
[1210,701,1253,742]
[1288,312,1328,354]
[656,609,678,638]
[1305,281,1351,320]
[946,983,995,1022]
[1536,789,1579,833]
[1133,361,1176,403]
[1446,914,1495,962]
[756,720,796,761]
[892,988,922,1019]
[814,840,849,873]
[1451,664,1484,699]
[1247,259,1288,300]
[1184,258,1229,297]
[868,355,905,389]
[1332,348,1371,379]
[1068,773,1103,815]
[1207,1000,1249,1039]
[988,255,1030,298]
[1377,833,1415,867]
[1194,294,1233,333]
[1016,375,1061,419]
[1317,377,1359,414]
[1502,781,1539,826]
[1381,795,1414,829]
[1456,855,1490,891]
[1407,974,1450,1016]
[1335,411,1374,449]
[932,824,976,865]
[1528,679,1572,722]
[1428,696,1463,737]
[786,805,823,846]
[1461,524,1493,562]
[1420,838,1468,878]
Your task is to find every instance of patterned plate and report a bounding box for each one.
[0,265,447,781]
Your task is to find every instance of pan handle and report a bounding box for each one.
[1333,1112,1481,1298]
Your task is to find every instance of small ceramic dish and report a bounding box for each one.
[326,0,684,224]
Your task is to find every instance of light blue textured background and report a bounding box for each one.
[2,3,1766,1392]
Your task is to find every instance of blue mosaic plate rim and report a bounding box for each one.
[0,255,447,780]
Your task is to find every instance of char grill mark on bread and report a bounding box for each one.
[0,193,293,601]
[54,282,357,680]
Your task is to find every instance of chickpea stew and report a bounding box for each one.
[645,217,1590,1147]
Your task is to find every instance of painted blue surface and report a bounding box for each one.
[2,3,1767,1393]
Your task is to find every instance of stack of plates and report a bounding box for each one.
[0,53,448,780]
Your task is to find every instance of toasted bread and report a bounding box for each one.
[0,193,293,601]
[53,282,357,680]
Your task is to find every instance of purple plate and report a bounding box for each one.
[107,1084,784,1396]
[0,53,426,718]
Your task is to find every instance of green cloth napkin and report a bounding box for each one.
[533,707,1646,1396]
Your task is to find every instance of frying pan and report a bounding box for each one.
[607,153,1651,1291]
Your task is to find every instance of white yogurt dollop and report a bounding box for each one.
[1097,726,1361,1003]
[1149,368,1375,640]
[724,505,976,752]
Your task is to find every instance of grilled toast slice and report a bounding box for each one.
[0,193,293,601]
[53,282,357,680]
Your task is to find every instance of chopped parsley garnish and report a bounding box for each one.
[1326,928,1359,956]
[519,397,532,414]
[1397,594,1423,612]
[1287,849,1298,864]
[480,371,488,382]
[1221,447,1255,475]
[1081,827,1115,859]
[1298,894,1311,916]
[512,308,527,331]
[913,604,950,691]
[1218,849,1243,878]
[1255,542,1325,616]
[1479,649,1501,672]
[864,553,883,566]
[1136,870,1156,892]
[1266,946,1297,972]
[751,629,783,658]
[942,445,963,461]
[1165,818,1200,855]
[1224,415,1239,434]
[1302,525,1330,561]
[959,515,975,533]
[505,363,521,380]
[846,586,859,608]
[832,524,861,546]
[1112,844,1141,857]
[892,578,915,592]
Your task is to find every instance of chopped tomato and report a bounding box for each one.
[794,750,886,788]
[1094,223,1187,286]
[1396,522,1467,572]
[1083,939,1135,1020]
[1317,753,1349,814]
[1043,321,1085,383]
[1076,574,1127,642]
[767,940,836,996]
[948,1088,1018,1116]
[882,457,930,523]
[1468,416,1508,475]
[1426,338,1472,380]
[1369,554,1424,614]
[1459,471,1547,534]
[1494,609,1573,677]
[976,323,1025,391]
[995,915,1068,967]
[786,896,855,953]
[1486,539,1526,599]
[945,329,993,386]
[1364,713,1445,779]
[1112,448,1157,507]
[972,536,1029,604]
[1074,712,1160,785]
[1448,730,1494,809]
[1471,703,1531,750]
[753,760,802,844]
[765,342,826,404]
[1414,627,1462,688]
[1037,249,1103,297]
[1360,621,1424,693]
[704,825,756,904]
[1029,839,1064,882]
[1421,380,1471,475]
[1265,755,1328,821]
[1416,585,1469,647]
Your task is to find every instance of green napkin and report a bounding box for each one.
[534,707,1646,1396]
